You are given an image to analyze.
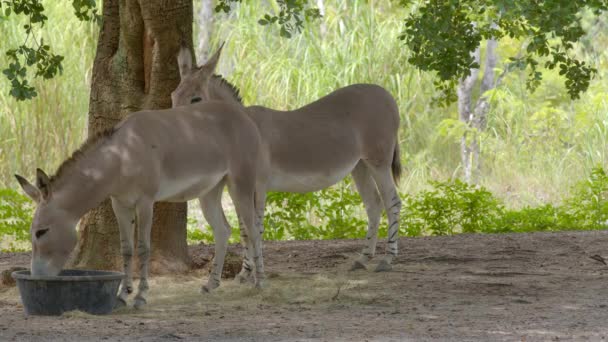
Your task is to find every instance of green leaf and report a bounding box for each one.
[280,26,292,38]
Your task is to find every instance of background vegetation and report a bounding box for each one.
[1,0,607,250]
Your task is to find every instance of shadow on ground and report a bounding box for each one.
[1,230,608,341]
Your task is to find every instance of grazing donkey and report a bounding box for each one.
[172,45,402,286]
[14,47,266,308]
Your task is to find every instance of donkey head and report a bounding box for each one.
[171,43,224,108]
[15,169,78,276]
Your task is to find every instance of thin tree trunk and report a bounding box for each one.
[316,0,326,38]
[196,0,214,61]
[472,38,498,177]
[70,0,194,274]
[457,47,480,184]
[458,37,499,184]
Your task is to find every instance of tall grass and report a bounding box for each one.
[205,0,455,195]
[199,0,608,207]
[0,1,97,188]
[0,0,607,228]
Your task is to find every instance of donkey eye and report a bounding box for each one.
[35,229,49,239]
[190,97,202,104]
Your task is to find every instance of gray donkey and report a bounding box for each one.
[15,47,266,308]
[172,45,402,288]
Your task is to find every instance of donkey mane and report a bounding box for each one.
[212,74,242,104]
[49,75,239,185]
[50,127,116,184]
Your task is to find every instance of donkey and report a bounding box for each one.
[15,48,265,308]
[172,45,402,286]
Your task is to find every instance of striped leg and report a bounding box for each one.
[111,198,135,307]
[350,162,382,270]
[229,182,265,289]
[368,164,401,272]
[134,199,153,309]
[235,223,255,284]
[236,190,265,284]
[200,181,232,292]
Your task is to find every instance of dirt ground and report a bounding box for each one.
[1,230,608,341]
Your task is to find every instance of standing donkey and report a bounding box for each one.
[172,45,402,287]
[15,47,266,308]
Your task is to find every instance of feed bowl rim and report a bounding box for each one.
[11,269,124,282]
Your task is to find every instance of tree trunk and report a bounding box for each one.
[69,0,194,274]
[457,47,480,184]
[316,0,326,38]
[472,38,498,177]
[196,0,214,61]
[458,37,498,184]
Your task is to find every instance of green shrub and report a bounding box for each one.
[5,167,608,249]
[402,179,503,236]
[496,204,563,233]
[559,166,608,230]
[264,177,366,240]
[0,188,33,251]
[264,191,320,240]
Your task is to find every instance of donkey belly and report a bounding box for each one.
[267,160,358,193]
[156,172,225,202]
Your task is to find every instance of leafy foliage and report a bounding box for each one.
[0,0,98,100]
[2,1,608,248]
[71,0,99,22]
[496,205,564,233]
[6,166,608,248]
[187,216,213,245]
[216,0,321,38]
[0,188,32,251]
[559,166,608,230]
[403,179,503,236]
[403,166,608,235]
[399,0,607,105]
[263,178,366,240]
[0,0,318,101]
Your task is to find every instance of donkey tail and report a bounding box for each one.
[391,141,402,185]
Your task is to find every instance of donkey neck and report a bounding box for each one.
[209,75,243,107]
[50,140,120,219]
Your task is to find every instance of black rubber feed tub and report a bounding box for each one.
[12,269,123,316]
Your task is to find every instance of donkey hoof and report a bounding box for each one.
[201,282,219,294]
[350,260,367,271]
[254,279,266,290]
[114,297,127,309]
[235,272,253,284]
[133,297,147,310]
[374,259,392,272]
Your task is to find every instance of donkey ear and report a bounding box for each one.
[177,47,193,78]
[35,168,51,200]
[15,174,41,203]
[201,42,224,74]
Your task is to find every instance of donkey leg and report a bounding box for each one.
[230,183,265,289]
[368,165,401,272]
[350,162,382,270]
[235,224,255,284]
[111,198,135,307]
[200,182,232,293]
[235,189,266,284]
[133,200,153,309]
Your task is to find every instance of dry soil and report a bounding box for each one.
[1,230,608,341]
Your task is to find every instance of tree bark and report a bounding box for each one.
[316,0,326,38]
[471,38,498,177]
[458,38,498,184]
[457,47,480,184]
[69,0,194,274]
[196,0,214,61]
